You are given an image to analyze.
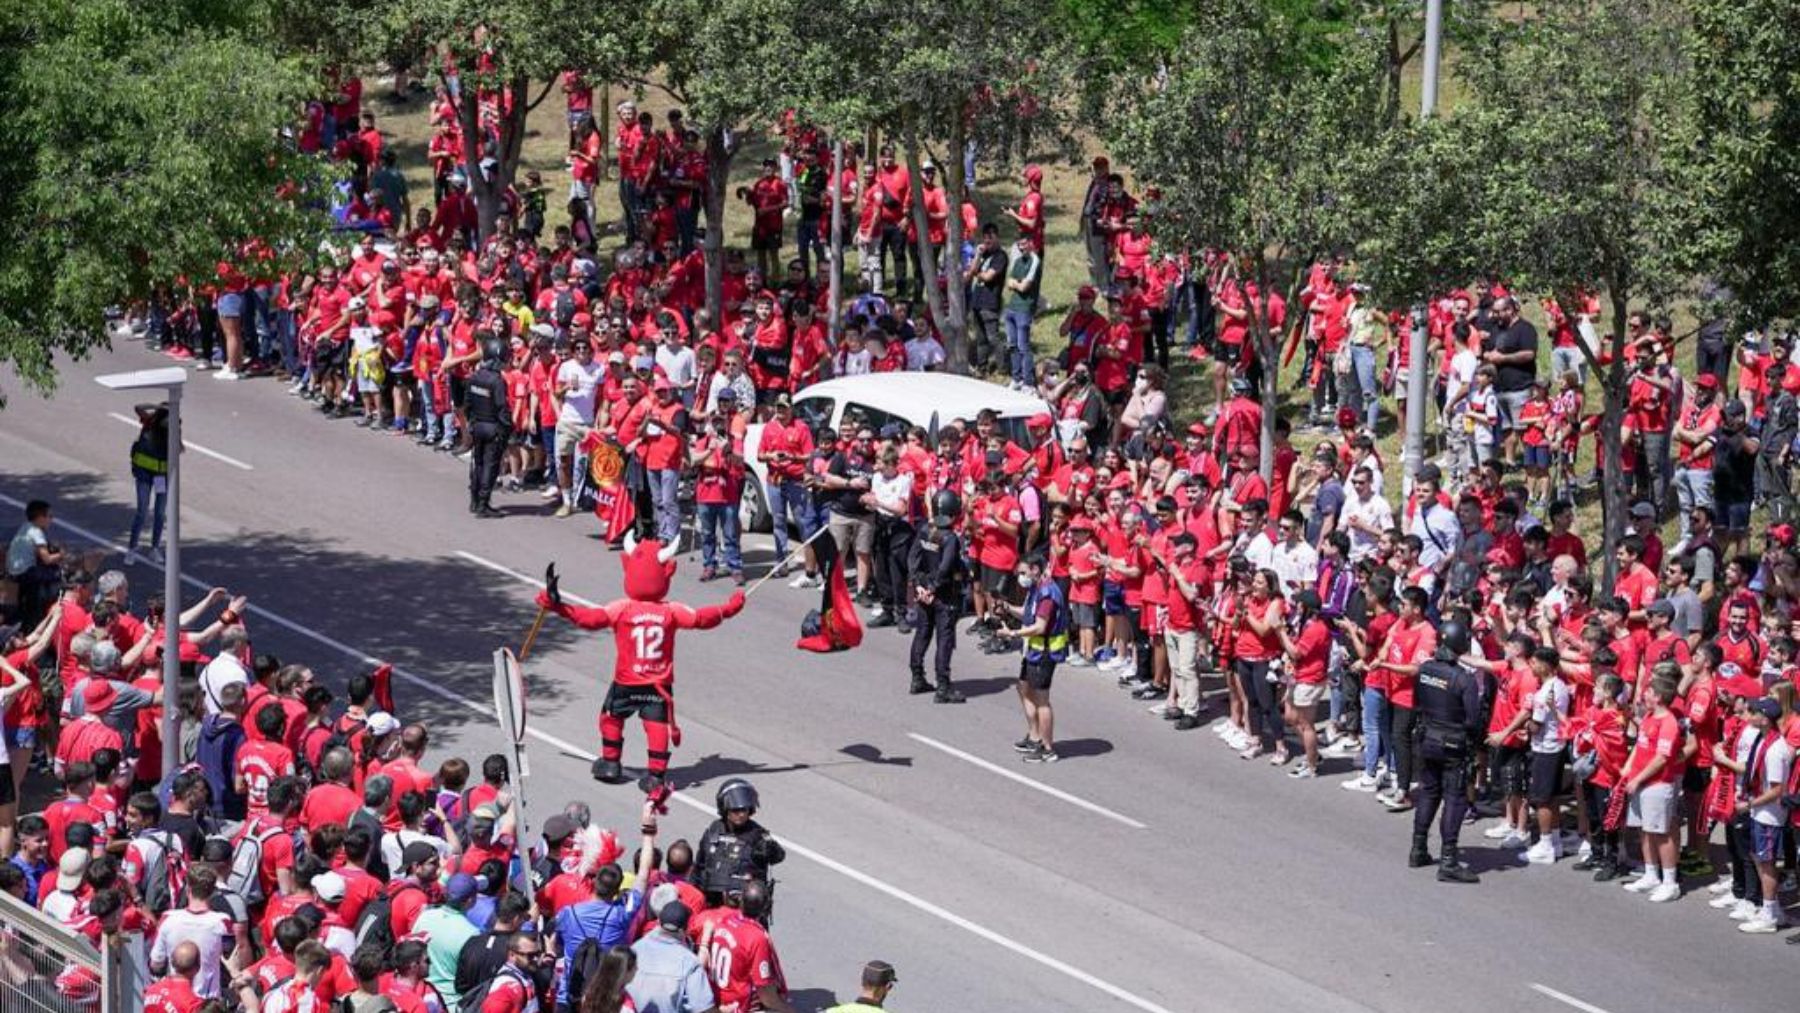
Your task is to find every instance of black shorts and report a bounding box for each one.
[0,764,14,806]
[604,683,670,724]
[979,564,1015,599]
[1527,748,1566,805]
[316,339,350,376]
[1492,745,1530,797]
[1681,764,1713,794]
[1019,660,1056,691]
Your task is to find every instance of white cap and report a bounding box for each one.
[366,711,401,737]
[313,871,347,903]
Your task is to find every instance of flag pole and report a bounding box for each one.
[745,525,834,599]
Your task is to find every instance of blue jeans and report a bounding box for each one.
[1361,688,1390,778]
[698,502,742,573]
[1351,345,1380,431]
[130,471,166,551]
[650,468,681,543]
[1003,307,1035,385]
[766,480,816,558]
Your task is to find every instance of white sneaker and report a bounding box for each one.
[1288,765,1317,779]
[1211,718,1232,736]
[1483,823,1516,839]
[1147,702,1172,716]
[540,486,562,501]
[797,575,822,590]
[1577,841,1593,862]
[1524,840,1557,865]
[1708,877,1735,895]
[1501,830,1530,849]
[1341,774,1380,793]
[123,551,141,567]
[1225,729,1249,751]
[213,368,242,381]
[1709,892,1742,910]
[146,547,165,566]
[1729,899,1758,920]
[1739,915,1783,934]
[1647,883,1680,903]
[1623,872,1661,893]
[786,572,810,588]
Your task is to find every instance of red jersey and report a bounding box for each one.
[706,912,783,1013]
[1624,710,1685,786]
[236,740,296,820]
[552,599,732,688]
[143,977,203,1013]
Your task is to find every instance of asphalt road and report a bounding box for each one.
[2,343,1792,1013]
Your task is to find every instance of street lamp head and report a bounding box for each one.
[94,368,187,392]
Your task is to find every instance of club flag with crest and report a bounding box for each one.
[796,527,864,653]
[580,431,637,543]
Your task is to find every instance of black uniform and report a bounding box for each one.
[908,521,968,701]
[1411,657,1488,880]
[465,359,510,515]
[697,816,786,898]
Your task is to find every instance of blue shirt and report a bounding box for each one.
[627,930,715,1013]
[10,854,50,900]
[553,891,641,1004]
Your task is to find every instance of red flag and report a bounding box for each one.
[797,532,863,653]
[370,662,395,713]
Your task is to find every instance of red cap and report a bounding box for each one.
[1695,373,1719,390]
[1027,413,1053,429]
[1077,285,1098,300]
[1024,165,1043,184]
[1771,523,1796,546]
[1718,674,1766,700]
[652,378,675,393]
[82,678,119,714]
[1069,517,1096,533]
[1187,420,1210,437]
[1336,407,1359,429]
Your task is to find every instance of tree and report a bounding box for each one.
[1675,0,1800,323]
[0,0,330,402]
[1359,0,1696,589]
[792,0,1076,373]
[1108,0,1390,479]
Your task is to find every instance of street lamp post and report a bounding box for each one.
[1402,0,1445,496]
[95,367,186,783]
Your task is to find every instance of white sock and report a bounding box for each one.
[562,489,573,507]
[1662,868,1679,886]
[1765,901,1782,922]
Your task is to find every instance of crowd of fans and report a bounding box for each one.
[6,60,1800,1013]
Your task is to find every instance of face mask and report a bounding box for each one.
[1134,377,1149,393]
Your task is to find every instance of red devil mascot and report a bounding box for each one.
[537,532,746,789]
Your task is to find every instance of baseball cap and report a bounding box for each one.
[82,679,118,714]
[657,899,692,932]
[1024,164,1043,184]
[653,378,675,394]
[1771,524,1797,546]
[347,296,367,311]
[56,850,88,892]
[633,355,656,372]
[366,712,401,737]
[1754,698,1784,721]
[1630,501,1655,519]
[1647,599,1675,618]
[1069,517,1095,533]
[716,387,739,403]
[313,871,347,903]
[446,874,480,904]
[402,841,440,870]
[1077,285,1097,301]
[542,814,577,844]
[1718,673,1765,700]
[773,393,792,407]
[1695,373,1720,390]
[647,882,682,915]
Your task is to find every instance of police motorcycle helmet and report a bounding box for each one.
[716,778,760,818]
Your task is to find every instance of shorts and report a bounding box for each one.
[1496,389,1531,431]
[316,339,351,377]
[508,428,530,448]
[979,564,1014,599]
[1750,822,1782,863]
[1522,445,1551,470]
[603,682,669,724]
[449,373,469,409]
[1019,660,1056,691]
[1104,388,1129,409]
[0,766,13,806]
[1627,782,1678,834]
[1492,745,1529,797]
[828,511,875,557]
[1291,681,1327,708]
[1101,581,1126,617]
[1071,602,1099,629]
[554,417,589,460]
[216,291,246,318]
[1681,765,1712,794]
[3,726,36,752]
[538,425,556,457]
[1527,748,1566,805]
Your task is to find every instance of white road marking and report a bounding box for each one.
[12,495,1177,1013]
[907,732,1148,829]
[454,550,599,607]
[1530,983,1614,1013]
[106,412,254,470]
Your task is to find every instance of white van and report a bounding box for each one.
[739,373,1050,531]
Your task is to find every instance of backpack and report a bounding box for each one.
[321,715,368,763]
[135,829,189,915]
[458,964,526,1013]
[353,882,422,967]
[227,821,286,906]
[553,289,577,328]
[561,938,610,1011]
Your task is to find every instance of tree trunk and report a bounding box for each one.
[1385,19,1404,125]
[455,73,531,244]
[901,135,965,368]
[702,124,735,324]
[828,139,845,345]
[1252,259,1277,483]
[943,115,970,373]
[1599,292,1632,594]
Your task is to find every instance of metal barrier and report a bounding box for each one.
[0,889,133,1013]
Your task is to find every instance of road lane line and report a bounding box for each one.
[454,550,599,607]
[907,732,1148,829]
[12,495,1179,1013]
[1529,983,1614,1013]
[106,412,254,470]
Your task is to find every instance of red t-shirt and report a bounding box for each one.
[236,740,296,820]
[1624,710,1684,786]
[300,782,360,832]
[1382,619,1438,709]
[1289,618,1331,684]
[707,913,782,1011]
[143,977,203,1013]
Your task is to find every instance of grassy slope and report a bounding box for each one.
[366,73,1663,543]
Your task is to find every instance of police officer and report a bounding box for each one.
[697,779,785,905]
[1409,614,1488,883]
[908,489,968,703]
[465,337,511,518]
